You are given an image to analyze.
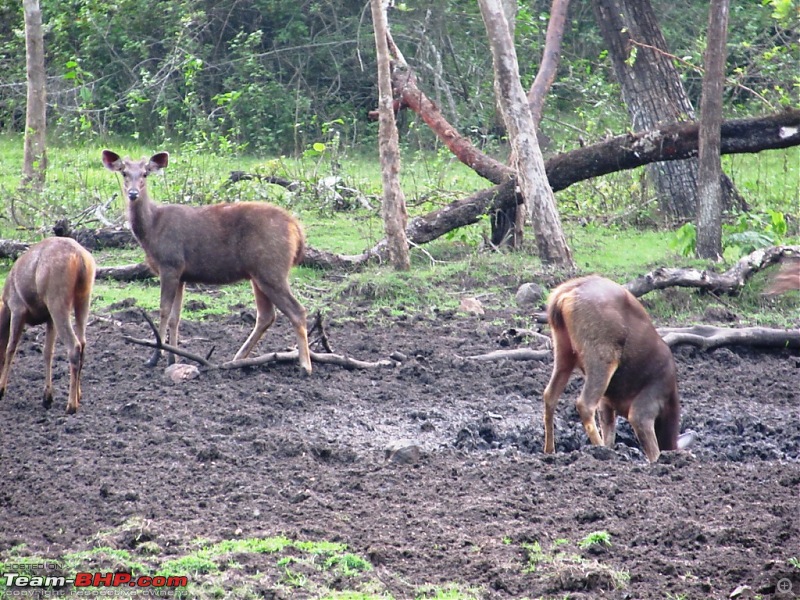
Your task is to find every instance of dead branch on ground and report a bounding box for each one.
[221,350,398,370]
[656,326,800,350]
[123,311,398,371]
[462,324,800,362]
[625,245,799,296]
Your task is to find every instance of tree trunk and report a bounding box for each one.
[695,0,730,259]
[527,0,571,129]
[591,0,740,222]
[22,0,47,190]
[371,0,410,271]
[494,0,572,247]
[478,0,574,268]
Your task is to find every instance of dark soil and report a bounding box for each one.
[1,301,799,599]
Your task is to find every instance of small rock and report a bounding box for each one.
[165,363,200,383]
[385,439,422,464]
[515,283,545,308]
[459,297,484,316]
[730,584,754,599]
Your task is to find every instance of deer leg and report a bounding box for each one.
[0,305,10,401]
[42,320,57,410]
[148,274,181,367]
[73,291,91,405]
[165,282,185,366]
[628,387,664,462]
[598,399,617,447]
[575,357,619,447]
[542,326,576,454]
[256,279,311,375]
[50,305,82,414]
[0,313,28,402]
[233,281,276,361]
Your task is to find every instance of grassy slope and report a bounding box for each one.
[0,138,797,327]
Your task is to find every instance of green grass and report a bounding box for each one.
[0,136,796,336]
[517,535,630,593]
[0,527,482,600]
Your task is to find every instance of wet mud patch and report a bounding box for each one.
[0,307,798,599]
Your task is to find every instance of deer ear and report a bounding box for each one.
[149,152,169,172]
[101,150,122,171]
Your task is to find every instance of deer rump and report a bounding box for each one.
[544,276,682,462]
[0,237,95,414]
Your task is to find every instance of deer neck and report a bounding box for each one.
[127,193,158,243]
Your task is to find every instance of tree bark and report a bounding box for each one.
[22,0,47,190]
[591,0,741,222]
[695,0,730,259]
[527,0,571,129]
[478,0,574,268]
[493,0,571,246]
[371,0,410,270]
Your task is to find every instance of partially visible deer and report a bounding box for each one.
[101,150,312,374]
[543,275,693,462]
[764,257,800,295]
[0,237,96,414]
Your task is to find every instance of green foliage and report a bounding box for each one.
[723,210,786,259]
[1,0,794,155]
[578,531,613,550]
[669,222,697,258]
[518,536,629,591]
[667,209,788,261]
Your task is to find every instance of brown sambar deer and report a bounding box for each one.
[102,150,312,374]
[764,258,800,295]
[0,237,96,414]
[543,275,693,462]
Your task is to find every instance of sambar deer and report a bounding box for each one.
[764,258,800,295]
[101,150,312,374]
[0,237,96,414]
[543,275,693,462]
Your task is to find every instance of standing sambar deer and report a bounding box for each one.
[543,275,694,462]
[102,150,312,374]
[0,237,96,414]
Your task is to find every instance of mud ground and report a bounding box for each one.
[0,297,798,599]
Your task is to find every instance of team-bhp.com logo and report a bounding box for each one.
[2,561,187,595]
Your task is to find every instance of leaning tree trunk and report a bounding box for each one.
[479,0,574,268]
[591,0,741,222]
[493,0,572,246]
[695,0,730,259]
[371,0,410,270]
[22,0,47,191]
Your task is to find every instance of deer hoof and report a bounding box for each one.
[42,392,53,409]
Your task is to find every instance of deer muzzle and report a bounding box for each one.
[128,189,140,201]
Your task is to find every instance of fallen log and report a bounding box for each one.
[462,324,800,362]
[625,245,800,296]
[96,262,155,281]
[656,326,800,350]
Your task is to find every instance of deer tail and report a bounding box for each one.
[547,279,582,330]
[292,221,306,267]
